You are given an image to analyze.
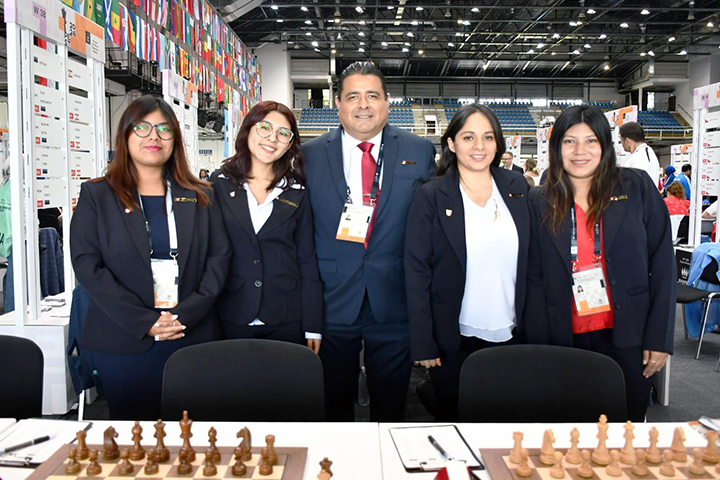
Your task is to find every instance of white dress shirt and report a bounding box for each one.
[341,130,384,205]
[624,143,660,188]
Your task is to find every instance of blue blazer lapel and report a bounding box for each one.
[260,188,304,236]
[602,181,630,255]
[216,176,257,242]
[170,182,197,280]
[324,128,348,203]
[437,171,467,271]
[535,193,573,275]
[375,125,399,220]
[117,191,152,268]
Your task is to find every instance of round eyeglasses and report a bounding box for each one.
[132,121,174,140]
[255,121,294,144]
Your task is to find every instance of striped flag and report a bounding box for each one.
[120,3,128,50]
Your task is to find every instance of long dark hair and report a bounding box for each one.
[97,95,209,210]
[542,105,620,234]
[438,104,505,177]
[221,101,304,190]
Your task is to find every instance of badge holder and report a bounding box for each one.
[570,208,611,317]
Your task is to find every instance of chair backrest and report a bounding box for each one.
[670,214,685,244]
[0,335,44,418]
[676,215,690,244]
[458,345,627,423]
[162,339,325,421]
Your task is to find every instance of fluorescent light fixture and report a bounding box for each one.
[359,41,365,45]
[355,6,363,13]
[277,19,283,22]
[381,41,388,46]
[416,6,423,11]
[679,49,687,55]
[305,20,312,24]
[599,34,607,39]
[448,42,455,47]
[620,22,629,28]
[358,32,365,36]
[406,32,414,37]
[402,47,409,52]
[300,6,308,12]
[668,36,675,42]
[359,20,366,25]
[641,9,650,15]
[572,49,580,54]
[359,47,365,52]
[570,21,578,26]
[411,20,418,25]
[463,20,470,25]
[587,9,596,14]
[455,32,463,37]
[314,48,320,52]
[404,42,411,46]
[648,50,655,56]
[471,7,479,12]
[584,44,591,49]
[305,32,312,36]
[387,5,394,9]
[552,33,560,39]
[537,43,545,48]
[640,52,646,56]
[270,4,278,10]
[311,41,318,46]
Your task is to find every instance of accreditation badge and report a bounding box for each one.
[336,202,374,243]
[151,258,179,308]
[571,264,612,316]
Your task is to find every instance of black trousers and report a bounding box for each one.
[319,294,412,422]
[220,320,305,346]
[430,330,523,422]
[573,328,653,421]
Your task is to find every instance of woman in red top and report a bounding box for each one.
[526,105,675,421]
[664,182,690,215]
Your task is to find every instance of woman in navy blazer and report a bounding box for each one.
[211,101,323,351]
[405,104,530,421]
[70,96,231,419]
[526,105,675,421]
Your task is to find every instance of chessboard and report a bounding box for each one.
[26,445,307,480]
[480,448,720,480]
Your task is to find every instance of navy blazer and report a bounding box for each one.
[70,179,231,354]
[511,164,524,174]
[405,167,530,361]
[526,168,676,353]
[302,125,436,325]
[210,171,323,333]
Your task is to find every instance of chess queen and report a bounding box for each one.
[70,95,231,420]
[525,105,674,421]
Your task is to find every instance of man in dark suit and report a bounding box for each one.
[302,62,436,421]
[502,151,524,174]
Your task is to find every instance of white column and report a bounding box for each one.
[253,44,291,107]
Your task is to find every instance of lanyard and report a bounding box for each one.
[570,206,601,271]
[138,182,178,260]
[346,134,385,205]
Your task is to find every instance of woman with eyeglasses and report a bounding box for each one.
[210,101,323,351]
[70,95,231,419]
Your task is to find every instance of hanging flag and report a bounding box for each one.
[132,0,140,7]
[128,10,136,53]
[135,15,143,59]
[110,0,121,46]
[104,0,113,39]
[120,3,128,50]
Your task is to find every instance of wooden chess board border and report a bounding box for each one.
[27,445,308,479]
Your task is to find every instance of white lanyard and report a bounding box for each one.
[138,181,178,259]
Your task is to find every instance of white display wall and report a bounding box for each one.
[605,106,638,167]
[162,70,199,175]
[505,135,522,166]
[536,127,552,172]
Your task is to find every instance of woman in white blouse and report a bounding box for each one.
[405,104,530,421]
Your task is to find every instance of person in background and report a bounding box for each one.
[703,199,718,219]
[405,104,529,421]
[501,151,524,174]
[199,169,209,180]
[70,95,231,419]
[524,158,540,186]
[526,105,675,421]
[664,182,690,216]
[663,165,690,200]
[682,163,692,182]
[619,122,660,189]
[210,101,323,352]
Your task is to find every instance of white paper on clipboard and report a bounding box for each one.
[389,424,484,472]
[0,418,92,466]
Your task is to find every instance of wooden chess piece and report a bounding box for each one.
[592,414,611,466]
[550,451,565,478]
[118,448,134,475]
[177,447,193,475]
[259,447,273,475]
[577,450,593,478]
[266,434,278,465]
[129,421,145,460]
[509,431,524,464]
[232,447,247,476]
[631,449,649,476]
[540,429,556,465]
[318,471,333,480]
[203,448,218,476]
[515,449,532,478]
[660,450,676,477]
[646,427,662,464]
[690,448,706,475]
[144,448,159,476]
[703,430,720,463]
[620,421,636,465]
[238,427,252,462]
[65,446,82,475]
[153,419,170,462]
[671,427,687,462]
[86,448,102,476]
[208,427,221,464]
[317,457,334,479]
[566,427,582,465]
[179,410,196,462]
[716,462,720,474]
[76,430,89,460]
[103,426,119,460]
[606,450,622,477]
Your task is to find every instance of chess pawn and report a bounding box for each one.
[659,450,676,477]
[86,449,102,476]
[704,430,720,463]
[144,448,159,476]
[631,449,649,476]
[118,448,134,476]
[266,434,278,465]
[606,450,622,477]
[689,448,706,475]
[232,447,247,476]
[671,427,687,462]
[566,428,582,465]
[509,431,524,464]
[129,421,145,460]
[65,446,82,475]
[646,427,662,464]
[550,451,565,478]
[76,430,90,460]
[259,448,274,475]
[540,429,556,466]
[515,449,532,478]
[177,447,193,475]
[577,450,593,479]
[203,448,218,477]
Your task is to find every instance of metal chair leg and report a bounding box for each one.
[716,351,720,372]
[696,293,720,359]
[682,303,689,340]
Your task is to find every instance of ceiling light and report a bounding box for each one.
[288,41,294,44]
[416,6,423,11]
[300,6,308,12]
[552,33,560,39]
[359,20,366,25]
[314,48,320,52]
[305,20,312,24]
[358,47,364,52]
[620,22,629,28]
[337,33,342,40]
[463,20,470,25]
[640,52,646,56]
[569,21,578,26]
[572,49,580,54]
[277,19,283,22]
[648,50,655,56]
[641,9,650,15]
[334,17,340,23]
[358,32,365,36]
[306,32,312,36]
[404,42,411,46]
[577,20,583,25]
[311,41,318,46]
[270,4,278,10]
[359,41,365,45]
[457,19,464,24]
[355,6,363,13]
[679,49,687,55]
[381,41,388,46]
[604,64,610,70]
[294,44,300,49]
[482,61,489,70]
[708,21,715,28]
[584,44,591,49]
[418,49,424,54]
[331,48,336,53]
[587,9,596,14]
[551,51,556,55]
[528,49,535,54]
[537,43,545,48]
[402,47,409,52]
[411,20,418,25]
[599,34,607,39]
[448,42,455,47]
[455,32,463,37]
[387,5,394,9]
[471,7,479,13]
[668,36,675,42]
[407,32,415,37]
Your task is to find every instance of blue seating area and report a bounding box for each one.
[550,101,617,111]
[443,101,536,132]
[638,110,685,131]
[299,107,414,130]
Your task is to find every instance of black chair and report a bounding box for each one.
[162,339,325,422]
[676,215,690,244]
[458,345,627,423]
[0,335,44,419]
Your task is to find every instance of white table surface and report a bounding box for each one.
[379,422,710,479]
[0,421,382,480]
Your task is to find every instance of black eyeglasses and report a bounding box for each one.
[255,121,294,144]
[132,121,174,140]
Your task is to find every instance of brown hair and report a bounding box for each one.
[221,101,305,190]
[666,182,686,200]
[97,95,209,210]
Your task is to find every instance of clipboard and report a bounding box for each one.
[0,419,92,467]
[389,424,485,473]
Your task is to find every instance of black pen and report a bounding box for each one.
[0,435,53,455]
[428,435,451,460]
